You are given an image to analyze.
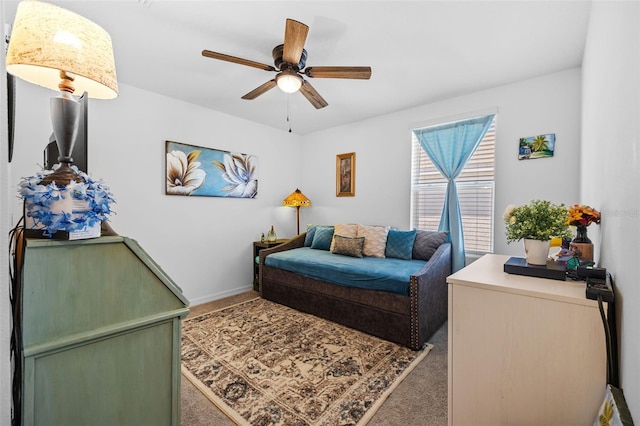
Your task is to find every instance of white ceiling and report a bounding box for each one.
[4,0,592,134]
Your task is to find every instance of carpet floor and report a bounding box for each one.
[181,291,448,426]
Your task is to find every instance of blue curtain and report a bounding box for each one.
[413,115,495,272]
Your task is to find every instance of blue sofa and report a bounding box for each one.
[259,227,451,350]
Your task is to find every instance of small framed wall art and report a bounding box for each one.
[518,133,556,160]
[336,152,355,197]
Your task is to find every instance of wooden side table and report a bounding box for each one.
[253,239,287,290]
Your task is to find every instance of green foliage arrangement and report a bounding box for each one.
[503,200,571,243]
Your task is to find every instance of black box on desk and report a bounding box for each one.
[504,257,567,281]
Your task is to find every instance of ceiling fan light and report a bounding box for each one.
[276,71,303,93]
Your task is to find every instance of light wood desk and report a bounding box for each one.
[447,254,607,426]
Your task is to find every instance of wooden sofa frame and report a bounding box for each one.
[259,233,451,350]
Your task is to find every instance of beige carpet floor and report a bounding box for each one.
[181,291,448,425]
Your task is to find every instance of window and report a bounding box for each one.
[410,116,496,253]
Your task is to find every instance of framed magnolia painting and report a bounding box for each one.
[336,152,355,197]
[165,140,258,198]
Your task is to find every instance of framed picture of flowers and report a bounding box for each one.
[165,140,258,198]
[336,152,355,197]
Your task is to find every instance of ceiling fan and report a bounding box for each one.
[202,18,372,109]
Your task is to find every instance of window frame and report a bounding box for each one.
[410,116,496,254]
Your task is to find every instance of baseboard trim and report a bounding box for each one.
[188,285,253,306]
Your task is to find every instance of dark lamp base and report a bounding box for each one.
[40,163,83,187]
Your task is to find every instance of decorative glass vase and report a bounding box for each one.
[570,225,594,261]
[523,238,550,265]
[266,225,277,242]
[572,226,591,243]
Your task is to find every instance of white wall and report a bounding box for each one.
[1,2,13,424]
[9,81,303,305]
[301,68,582,257]
[582,1,639,419]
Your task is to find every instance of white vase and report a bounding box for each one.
[523,239,550,265]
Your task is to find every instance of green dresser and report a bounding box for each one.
[19,236,190,426]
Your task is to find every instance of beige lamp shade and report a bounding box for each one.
[283,189,311,207]
[6,0,118,99]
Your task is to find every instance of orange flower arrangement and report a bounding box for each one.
[568,204,601,227]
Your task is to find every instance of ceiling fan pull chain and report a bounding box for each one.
[287,95,292,133]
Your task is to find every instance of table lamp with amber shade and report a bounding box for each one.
[283,189,311,235]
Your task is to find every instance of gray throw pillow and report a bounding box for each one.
[412,230,448,261]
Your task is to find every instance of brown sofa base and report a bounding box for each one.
[259,234,451,350]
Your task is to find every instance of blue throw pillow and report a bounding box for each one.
[385,229,417,260]
[310,226,334,250]
[304,225,318,247]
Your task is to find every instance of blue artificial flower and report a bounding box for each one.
[70,182,88,200]
[18,167,116,237]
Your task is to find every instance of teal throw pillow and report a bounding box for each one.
[304,225,318,247]
[331,235,365,258]
[385,229,417,260]
[310,226,334,250]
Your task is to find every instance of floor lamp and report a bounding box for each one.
[283,189,311,235]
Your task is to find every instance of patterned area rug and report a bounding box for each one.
[181,297,432,426]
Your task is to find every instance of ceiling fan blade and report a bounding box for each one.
[241,79,277,100]
[283,19,309,65]
[202,50,276,72]
[305,66,372,79]
[299,80,328,109]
